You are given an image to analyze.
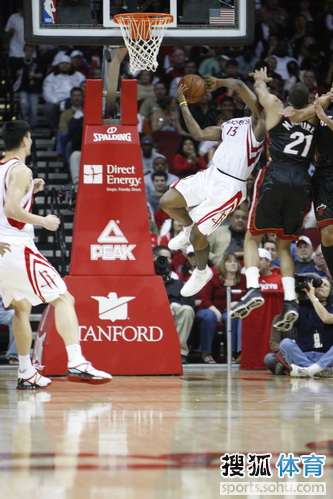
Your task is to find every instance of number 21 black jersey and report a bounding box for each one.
[268,118,316,167]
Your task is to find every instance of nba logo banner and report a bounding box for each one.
[42,0,57,24]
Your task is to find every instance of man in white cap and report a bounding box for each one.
[258,248,282,292]
[43,53,85,130]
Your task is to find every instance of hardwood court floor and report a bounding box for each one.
[0,366,332,499]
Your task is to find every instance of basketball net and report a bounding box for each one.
[113,13,173,73]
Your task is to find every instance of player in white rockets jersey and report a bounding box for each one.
[160,77,265,296]
[0,121,112,389]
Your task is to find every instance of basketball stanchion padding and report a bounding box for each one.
[113,12,173,72]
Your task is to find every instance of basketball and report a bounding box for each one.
[179,74,207,104]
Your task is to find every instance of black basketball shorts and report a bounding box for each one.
[248,163,312,240]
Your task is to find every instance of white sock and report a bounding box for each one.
[66,344,85,366]
[18,355,33,372]
[282,277,296,301]
[183,223,193,235]
[245,267,260,288]
[307,363,322,376]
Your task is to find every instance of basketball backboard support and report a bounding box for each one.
[24,0,254,47]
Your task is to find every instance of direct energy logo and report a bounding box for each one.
[83,164,142,191]
[83,164,103,184]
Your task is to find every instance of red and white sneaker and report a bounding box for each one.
[17,369,52,390]
[67,361,112,384]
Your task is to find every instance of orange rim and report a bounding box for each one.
[113,12,173,26]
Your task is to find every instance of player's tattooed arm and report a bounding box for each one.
[314,96,333,131]
[176,84,221,141]
[206,77,262,118]
[283,87,333,122]
[252,67,284,129]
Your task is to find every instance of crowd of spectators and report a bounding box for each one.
[2,0,333,364]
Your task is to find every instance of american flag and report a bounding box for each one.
[209,8,236,25]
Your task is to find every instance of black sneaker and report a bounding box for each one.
[273,300,299,332]
[230,288,265,319]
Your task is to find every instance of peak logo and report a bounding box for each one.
[92,292,135,321]
[90,220,136,261]
[93,126,132,143]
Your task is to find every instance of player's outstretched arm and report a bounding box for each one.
[314,96,333,131]
[251,67,283,130]
[283,88,333,123]
[176,84,221,141]
[206,77,261,118]
[5,164,60,231]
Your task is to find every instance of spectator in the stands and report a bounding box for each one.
[172,138,207,178]
[57,87,84,158]
[154,247,194,364]
[294,235,318,274]
[14,44,43,129]
[236,45,258,77]
[198,47,220,77]
[139,81,167,122]
[70,50,92,78]
[151,96,185,134]
[258,248,283,292]
[5,3,24,82]
[146,171,168,213]
[164,48,186,85]
[137,70,155,102]
[43,53,85,131]
[272,39,296,80]
[284,60,301,93]
[145,154,178,191]
[301,69,318,98]
[208,207,248,265]
[313,244,331,279]
[140,135,161,174]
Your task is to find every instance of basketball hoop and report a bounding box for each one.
[113,12,173,73]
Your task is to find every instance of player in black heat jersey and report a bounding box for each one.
[231,67,333,332]
[312,100,333,279]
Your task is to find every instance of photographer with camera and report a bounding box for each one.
[154,247,195,364]
[277,275,333,377]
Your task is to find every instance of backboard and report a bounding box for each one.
[24,0,254,46]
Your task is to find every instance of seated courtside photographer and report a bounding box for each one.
[265,274,333,377]
[154,248,195,364]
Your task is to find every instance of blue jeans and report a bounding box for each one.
[280,338,333,369]
[196,309,218,354]
[222,311,242,354]
[19,92,39,128]
[0,308,16,357]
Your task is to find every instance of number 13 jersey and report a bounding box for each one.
[268,118,316,167]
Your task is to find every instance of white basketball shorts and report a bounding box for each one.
[0,238,67,307]
[171,167,246,236]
